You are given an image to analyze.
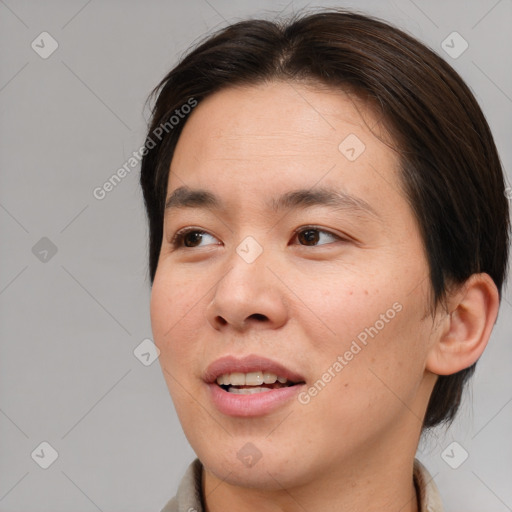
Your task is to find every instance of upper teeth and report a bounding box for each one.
[216,371,288,386]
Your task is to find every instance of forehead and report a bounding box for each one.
[174,81,387,158]
[168,81,403,219]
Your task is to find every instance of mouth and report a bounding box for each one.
[204,354,306,390]
[216,370,302,394]
[203,354,306,416]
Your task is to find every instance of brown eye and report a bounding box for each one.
[298,229,320,246]
[172,229,219,248]
[295,227,340,246]
[183,231,204,247]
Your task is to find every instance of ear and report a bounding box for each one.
[425,273,500,376]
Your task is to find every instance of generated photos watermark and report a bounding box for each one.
[298,301,403,404]
[93,97,198,200]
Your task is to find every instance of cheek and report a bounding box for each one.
[319,299,428,418]
[298,268,428,407]
[292,271,392,356]
[150,267,205,366]
[285,262,367,324]
[151,261,203,325]
[150,274,204,418]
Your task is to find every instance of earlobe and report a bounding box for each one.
[425,273,500,376]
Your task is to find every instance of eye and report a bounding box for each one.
[293,226,341,246]
[171,228,220,248]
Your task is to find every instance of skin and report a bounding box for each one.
[150,81,499,512]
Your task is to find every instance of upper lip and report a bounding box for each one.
[203,355,306,384]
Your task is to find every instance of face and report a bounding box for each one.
[150,81,438,490]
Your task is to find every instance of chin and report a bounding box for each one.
[197,441,317,491]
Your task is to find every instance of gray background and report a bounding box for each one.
[0,0,511,510]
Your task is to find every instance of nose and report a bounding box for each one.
[205,246,288,332]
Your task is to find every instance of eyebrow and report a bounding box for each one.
[164,186,380,220]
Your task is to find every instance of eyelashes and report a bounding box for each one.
[171,227,219,248]
[170,226,344,249]
[293,226,341,246]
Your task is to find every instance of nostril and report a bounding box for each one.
[213,313,268,329]
[249,313,267,322]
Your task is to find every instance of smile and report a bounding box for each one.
[204,355,306,416]
[216,371,296,394]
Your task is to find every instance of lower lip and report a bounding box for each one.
[206,383,306,417]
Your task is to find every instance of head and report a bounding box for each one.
[140,8,509,487]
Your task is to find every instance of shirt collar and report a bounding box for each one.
[162,457,444,512]
[413,458,444,512]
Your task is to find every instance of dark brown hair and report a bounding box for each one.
[140,9,510,429]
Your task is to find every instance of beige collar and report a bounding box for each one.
[414,458,444,512]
